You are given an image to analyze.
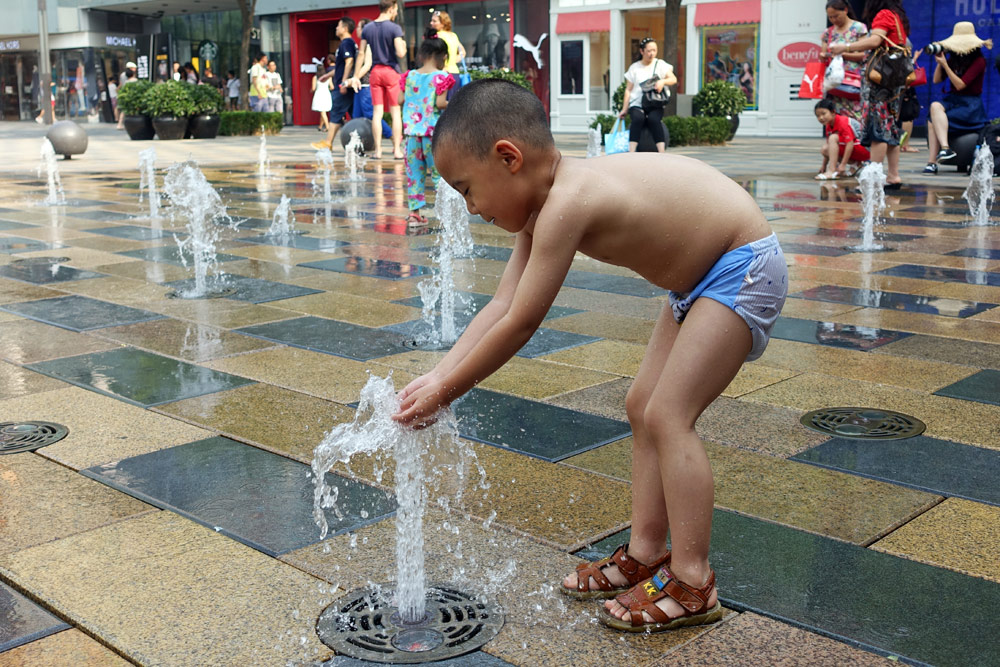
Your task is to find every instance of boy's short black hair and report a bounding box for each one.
[814,98,836,113]
[340,17,356,34]
[433,79,553,160]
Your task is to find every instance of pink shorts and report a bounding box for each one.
[370,65,400,107]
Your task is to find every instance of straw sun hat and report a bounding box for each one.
[937,22,993,54]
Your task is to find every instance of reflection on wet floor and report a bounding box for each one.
[0,161,998,665]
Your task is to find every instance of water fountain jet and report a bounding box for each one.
[849,162,890,252]
[38,139,65,206]
[138,148,160,219]
[963,144,996,226]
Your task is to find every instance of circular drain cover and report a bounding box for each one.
[10,257,70,265]
[316,584,504,664]
[0,422,69,454]
[800,407,925,440]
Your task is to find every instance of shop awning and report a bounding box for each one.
[694,0,761,27]
[556,10,611,35]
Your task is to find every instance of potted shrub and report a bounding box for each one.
[188,84,224,139]
[693,80,747,140]
[142,80,195,140]
[117,80,154,140]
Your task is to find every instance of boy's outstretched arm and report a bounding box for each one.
[394,214,580,426]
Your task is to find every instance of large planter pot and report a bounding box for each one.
[152,115,188,141]
[726,113,740,140]
[122,114,154,141]
[188,113,221,139]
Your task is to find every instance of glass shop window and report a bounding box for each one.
[560,39,583,96]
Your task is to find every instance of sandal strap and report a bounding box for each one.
[614,566,717,627]
[573,543,669,593]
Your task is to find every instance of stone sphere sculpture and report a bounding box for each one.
[339,118,375,153]
[46,121,88,159]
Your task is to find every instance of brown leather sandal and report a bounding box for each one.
[560,543,671,600]
[600,565,724,632]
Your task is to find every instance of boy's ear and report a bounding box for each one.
[493,139,523,174]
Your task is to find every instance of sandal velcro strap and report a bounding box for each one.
[570,543,669,594]
[615,566,717,627]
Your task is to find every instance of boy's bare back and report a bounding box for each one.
[541,152,772,294]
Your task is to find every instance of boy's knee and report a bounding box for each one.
[820,144,829,157]
[625,385,650,424]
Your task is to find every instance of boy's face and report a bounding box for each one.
[815,108,834,125]
[435,140,531,234]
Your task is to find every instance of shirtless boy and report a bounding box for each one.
[393,79,787,632]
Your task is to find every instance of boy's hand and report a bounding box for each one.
[392,380,451,429]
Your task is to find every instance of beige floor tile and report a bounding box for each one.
[723,363,799,398]
[0,387,212,469]
[271,291,421,327]
[872,498,1000,583]
[0,629,132,665]
[0,512,332,666]
[0,361,67,400]
[0,319,119,363]
[830,307,1000,344]
[93,318,278,362]
[476,356,620,400]
[874,334,1000,370]
[0,278,66,305]
[542,339,646,377]
[778,297,861,320]
[0,453,151,555]
[545,311,656,344]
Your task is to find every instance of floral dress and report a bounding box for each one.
[401,70,454,212]
[821,21,868,121]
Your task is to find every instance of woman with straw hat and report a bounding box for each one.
[922,22,993,174]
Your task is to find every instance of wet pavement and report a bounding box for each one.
[0,127,998,666]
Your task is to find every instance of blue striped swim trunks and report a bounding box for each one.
[667,233,787,361]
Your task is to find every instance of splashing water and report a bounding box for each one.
[963,145,996,226]
[164,161,233,297]
[257,127,270,176]
[38,139,65,206]
[417,181,475,345]
[268,194,295,237]
[312,375,478,624]
[853,162,886,251]
[586,128,602,158]
[344,131,366,182]
[138,148,160,219]
[314,147,335,203]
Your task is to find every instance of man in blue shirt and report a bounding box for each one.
[351,0,406,159]
[313,17,357,150]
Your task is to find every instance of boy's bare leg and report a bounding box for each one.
[605,297,752,622]
[561,304,679,592]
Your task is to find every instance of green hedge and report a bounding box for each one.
[588,114,730,147]
[218,111,284,136]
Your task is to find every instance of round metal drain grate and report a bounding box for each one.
[0,422,69,454]
[800,407,925,440]
[10,257,71,265]
[316,584,504,664]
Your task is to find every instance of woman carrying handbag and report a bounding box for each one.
[619,37,676,153]
[819,0,868,122]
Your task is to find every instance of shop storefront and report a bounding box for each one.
[286,0,549,127]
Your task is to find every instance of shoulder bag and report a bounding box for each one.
[865,14,915,93]
[640,60,670,111]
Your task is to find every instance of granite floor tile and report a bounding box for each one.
[0,386,212,469]
[0,512,333,665]
[786,265,938,294]
[282,509,716,666]
[93,318,277,362]
[0,295,162,332]
[217,258,319,283]
[0,319,119,364]
[164,274,322,304]
[0,236,64,254]
[150,300,297,330]
[770,316,912,350]
[777,296,861,320]
[541,340,646,377]
[872,498,1000,583]
[741,373,1000,450]
[205,345,415,404]
[579,509,1000,666]
[85,224,168,240]
[0,453,152,555]
[874,334,1000,370]
[156,383,355,462]
[934,369,1000,406]
[546,378,630,421]
[0,261,105,285]
[0,361,66,400]
[50,275,173,305]
[0,628,132,665]
[723,363,799,398]
[470,356,619,400]
[877,263,1000,286]
[272,291,421,327]
[290,270,420,300]
[695,396,832,457]
[563,269,668,297]
[19,246,136,269]
[756,338,976,392]
[544,311,656,344]
[792,284,996,318]
[28,347,256,407]
[116,245,245,266]
[91,258,192,283]
[829,307,1000,344]
[661,612,894,666]
[83,436,395,556]
[551,286,665,320]
[237,315,409,360]
[299,256,431,281]
[0,581,69,653]
[0,278,66,305]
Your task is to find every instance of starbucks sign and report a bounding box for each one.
[198,40,219,62]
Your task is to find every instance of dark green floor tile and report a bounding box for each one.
[847,216,967,229]
[771,317,911,350]
[778,242,851,257]
[86,225,168,240]
[298,256,431,281]
[784,227,922,242]
[564,270,667,297]
[454,388,630,461]
[82,436,395,557]
[0,581,70,652]
[237,316,407,361]
[239,234,348,251]
[28,347,255,407]
[473,244,513,262]
[0,220,31,231]
[393,292,582,322]
[383,319,598,358]
[793,435,1000,506]
[577,511,1000,666]
[792,285,995,318]
[0,262,105,284]
[947,248,1000,261]
[0,295,162,331]
[163,275,321,304]
[116,245,244,267]
[933,369,1000,406]
[64,210,134,222]
[0,236,64,254]
[876,264,1000,287]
